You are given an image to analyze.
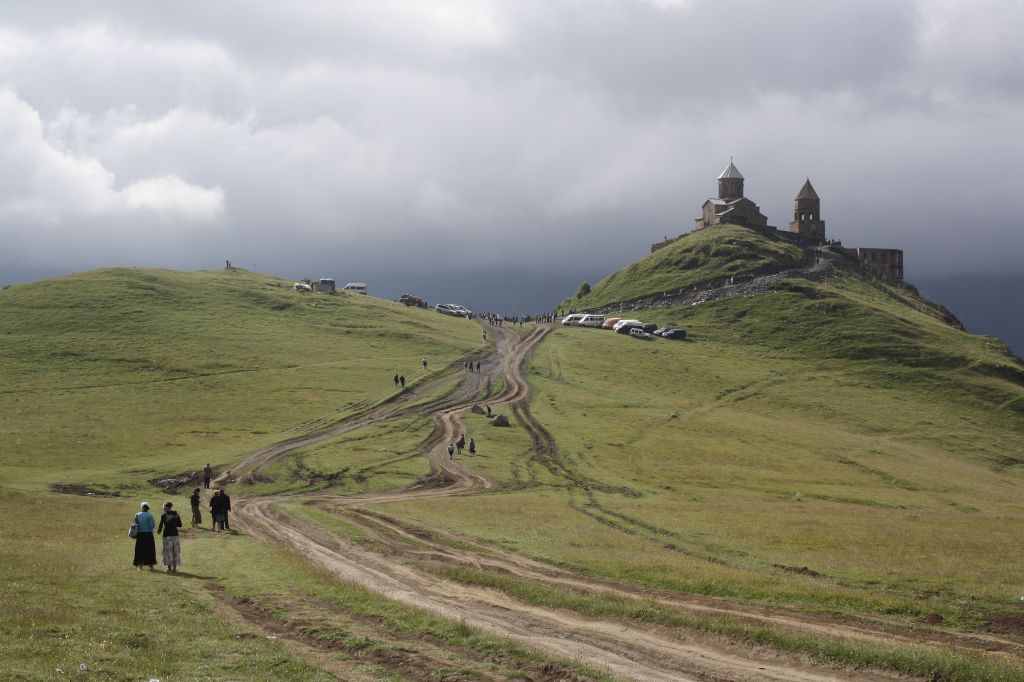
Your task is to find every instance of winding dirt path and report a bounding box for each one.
[231,323,1021,681]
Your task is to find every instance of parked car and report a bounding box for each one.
[577,314,605,328]
[629,327,652,340]
[613,319,643,333]
[561,314,587,326]
[640,323,658,334]
[601,317,623,330]
[293,282,313,292]
[662,328,687,340]
[653,327,668,336]
[435,304,462,316]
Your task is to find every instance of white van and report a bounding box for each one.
[343,282,367,295]
[577,314,605,328]
[561,313,587,326]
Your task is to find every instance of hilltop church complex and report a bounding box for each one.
[653,161,904,281]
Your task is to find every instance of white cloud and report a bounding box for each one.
[121,176,224,223]
[0,89,224,224]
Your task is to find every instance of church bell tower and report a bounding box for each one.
[788,178,825,242]
[717,158,744,200]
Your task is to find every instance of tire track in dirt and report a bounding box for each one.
[232,323,1018,680]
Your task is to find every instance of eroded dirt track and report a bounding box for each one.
[231,323,1020,681]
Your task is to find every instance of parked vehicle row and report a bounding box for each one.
[561,313,686,341]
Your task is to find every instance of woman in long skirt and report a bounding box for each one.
[158,502,183,573]
[189,488,202,527]
[132,502,157,570]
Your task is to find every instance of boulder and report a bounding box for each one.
[490,414,511,427]
[471,404,486,415]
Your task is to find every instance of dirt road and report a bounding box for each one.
[231,323,1020,681]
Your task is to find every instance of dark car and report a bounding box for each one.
[662,328,687,340]
[641,323,658,334]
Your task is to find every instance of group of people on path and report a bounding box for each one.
[131,501,182,573]
[447,432,476,459]
[131,465,233,572]
[464,361,481,372]
[392,373,407,388]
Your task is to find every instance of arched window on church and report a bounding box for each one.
[809,213,814,220]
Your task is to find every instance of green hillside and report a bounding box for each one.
[571,225,804,309]
[4,258,1024,680]
[0,268,508,681]
[380,231,1024,671]
[0,267,484,491]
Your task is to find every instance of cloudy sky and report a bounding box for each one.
[1,1,1022,318]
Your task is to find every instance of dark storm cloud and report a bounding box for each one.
[1,0,1022,298]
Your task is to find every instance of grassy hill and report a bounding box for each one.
[4,255,1024,680]
[569,225,804,310]
[0,267,486,492]
[0,267,498,681]
[378,229,1024,676]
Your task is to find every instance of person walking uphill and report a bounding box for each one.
[220,488,232,530]
[210,489,226,531]
[158,502,183,573]
[189,488,202,528]
[447,443,455,460]
[131,502,157,570]
[203,463,213,489]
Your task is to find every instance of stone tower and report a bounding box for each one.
[717,159,744,200]
[788,178,825,242]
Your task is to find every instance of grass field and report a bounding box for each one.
[5,257,1024,679]
[382,269,1024,632]
[0,267,506,680]
[0,267,486,494]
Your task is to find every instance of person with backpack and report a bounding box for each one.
[158,502,183,573]
[131,502,157,570]
[447,443,455,460]
[456,433,466,455]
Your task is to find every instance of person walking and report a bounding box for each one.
[158,502,183,573]
[189,488,202,528]
[210,489,225,531]
[393,373,400,387]
[221,485,233,528]
[422,357,428,370]
[399,375,405,387]
[475,361,480,372]
[132,502,157,570]
[481,329,486,341]
[447,443,455,460]
[456,433,465,455]
[468,437,476,455]
[203,463,213,489]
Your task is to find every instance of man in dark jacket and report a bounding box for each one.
[220,488,232,530]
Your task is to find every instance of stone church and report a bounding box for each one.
[693,160,771,234]
[655,160,904,281]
